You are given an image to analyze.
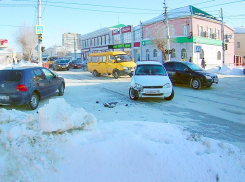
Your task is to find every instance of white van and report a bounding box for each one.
[129,61,174,100]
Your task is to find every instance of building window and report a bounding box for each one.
[153,49,157,57]
[237,42,241,48]
[208,28,212,38]
[171,48,176,58]
[216,29,220,39]
[123,32,132,43]
[98,37,101,45]
[134,29,141,42]
[106,35,109,45]
[183,25,188,36]
[114,34,120,44]
[95,38,97,46]
[146,49,150,60]
[170,27,175,37]
[146,28,150,38]
[217,51,221,60]
[181,48,187,59]
[199,26,203,37]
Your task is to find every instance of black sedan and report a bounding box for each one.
[164,61,218,89]
[69,60,83,69]
[0,66,65,110]
[53,59,71,71]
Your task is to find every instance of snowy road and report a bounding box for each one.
[57,69,245,152]
[2,69,245,151]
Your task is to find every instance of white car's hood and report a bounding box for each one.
[134,75,171,86]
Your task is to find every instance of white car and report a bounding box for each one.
[129,61,174,100]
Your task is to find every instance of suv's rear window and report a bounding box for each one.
[0,70,22,82]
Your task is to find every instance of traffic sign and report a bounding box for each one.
[36,25,44,34]
[195,45,202,53]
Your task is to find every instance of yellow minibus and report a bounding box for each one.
[87,51,136,79]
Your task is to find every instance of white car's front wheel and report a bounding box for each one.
[129,87,139,100]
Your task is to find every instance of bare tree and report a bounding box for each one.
[149,23,173,63]
[15,24,37,61]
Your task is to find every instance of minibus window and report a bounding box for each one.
[109,56,114,63]
[114,54,132,62]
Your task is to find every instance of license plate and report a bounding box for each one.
[62,66,66,68]
[145,90,160,94]
[0,95,9,100]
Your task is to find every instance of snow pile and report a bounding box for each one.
[0,99,97,181]
[37,98,97,132]
[207,65,244,75]
[0,99,244,181]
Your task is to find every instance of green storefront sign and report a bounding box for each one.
[113,43,131,49]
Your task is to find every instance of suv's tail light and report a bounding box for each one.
[17,84,28,92]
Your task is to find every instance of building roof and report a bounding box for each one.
[142,5,219,25]
[234,27,245,33]
[109,24,126,28]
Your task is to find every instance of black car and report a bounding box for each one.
[164,61,218,89]
[0,66,65,110]
[53,59,70,71]
[69,60,83,69]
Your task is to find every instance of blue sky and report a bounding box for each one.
[0,0,244,52]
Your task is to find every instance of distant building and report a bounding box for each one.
[234,27,245,66]
[62,33,80,54]
[0,39,17,64]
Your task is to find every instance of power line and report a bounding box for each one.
[11,0,163,12]
[201,0,245,9]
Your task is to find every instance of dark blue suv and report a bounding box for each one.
[0,66,65,110]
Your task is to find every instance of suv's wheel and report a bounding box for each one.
[27,92,39,110]
[129,87,139,100]
[113,70,120,79]
[164,89,174,100]
[58,83,65,96]
[191,78,201,90]
[93,70,100,77]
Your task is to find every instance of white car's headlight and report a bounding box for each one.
[123,66,128,70]
[205,75,212,79]
[163,83,171,88]
[134,83,143,90]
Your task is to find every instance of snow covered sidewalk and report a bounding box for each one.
[0,99,244,182]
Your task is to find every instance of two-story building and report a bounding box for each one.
[141,5,234,67]
[234,27,245,66]
[80,24,143,61]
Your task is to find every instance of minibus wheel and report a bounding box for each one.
[93,70,100,77]
[113,70,120,79]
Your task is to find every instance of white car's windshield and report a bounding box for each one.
[135,65,167,76]
[114,54,132,63]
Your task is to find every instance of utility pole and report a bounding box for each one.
[164,0,171,62]
[38,0,42,64]
[74,36,76,59]
[221,8,225,66]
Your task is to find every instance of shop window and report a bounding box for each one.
[200,49,204,59]
[217,51,221,60]
[181,49,187,59]
[146,49,150,60]
[153,49,157,57]
[171,48,176,58]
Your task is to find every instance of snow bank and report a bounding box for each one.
[37,98,97,132]
[207,65,244,75]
